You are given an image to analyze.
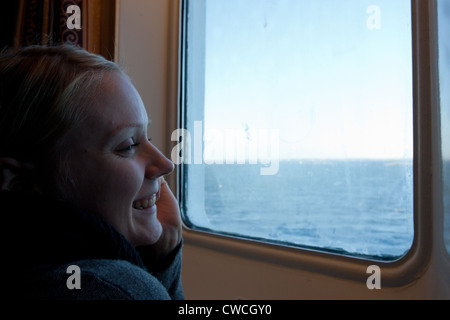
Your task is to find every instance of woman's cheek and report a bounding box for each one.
[104,160,144,208]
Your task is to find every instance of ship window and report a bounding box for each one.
[438,0,450,255]
[179,0,414,260]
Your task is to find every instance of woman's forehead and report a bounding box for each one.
[68,72,149,146]
[88,72,149,127]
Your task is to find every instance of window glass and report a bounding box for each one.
[180,0,414,260]
[438,0,450,254]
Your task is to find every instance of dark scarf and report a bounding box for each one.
[1,191,146,272]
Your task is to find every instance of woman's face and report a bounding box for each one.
[60,71,174,247]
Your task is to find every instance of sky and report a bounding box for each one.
[438,0,450,161]
[191,0,414,161]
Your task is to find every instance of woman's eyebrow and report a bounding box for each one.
[100,120,151,147]
[111,120,152,135]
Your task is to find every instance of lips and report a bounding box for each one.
[132,193,157,210]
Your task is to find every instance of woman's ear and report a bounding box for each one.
[0,158,27,191]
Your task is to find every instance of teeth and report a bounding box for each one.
[133,194,156,210]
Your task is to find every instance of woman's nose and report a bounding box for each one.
[144,143,175,179]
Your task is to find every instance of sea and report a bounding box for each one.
[199,160,417,260]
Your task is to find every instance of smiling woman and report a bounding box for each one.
[58,71,175,247]
[0,45,183,300]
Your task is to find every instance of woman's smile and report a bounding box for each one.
[132,193,157,210]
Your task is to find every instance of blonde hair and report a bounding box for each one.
[0,45,122,193]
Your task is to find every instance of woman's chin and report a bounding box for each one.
[130,205,163,246]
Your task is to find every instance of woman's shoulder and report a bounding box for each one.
[23,259,172,300]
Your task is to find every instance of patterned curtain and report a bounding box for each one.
[14,0,115,59]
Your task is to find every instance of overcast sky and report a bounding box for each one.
[198,0,413,161]
[438,0,450,161]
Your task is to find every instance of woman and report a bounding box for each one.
[0,45,183,299]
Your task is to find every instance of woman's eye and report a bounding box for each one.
[117,139,139,153]
[123,144,136,151]
[116,137,152,155]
